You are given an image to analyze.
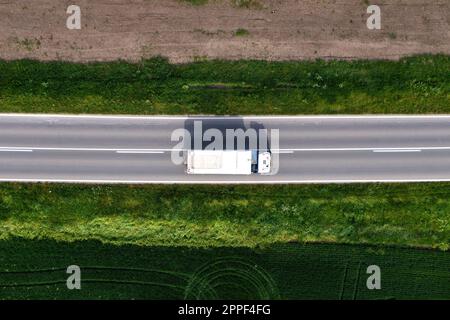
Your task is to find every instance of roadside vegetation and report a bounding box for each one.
[232,0,263,9]
[181,0,263,8]
[1,239,448,299]
[0,55,449,115]
[234,28,250,36]
[0,182,448,249]
[181,0,209,5]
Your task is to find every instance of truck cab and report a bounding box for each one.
[251,150,271,174]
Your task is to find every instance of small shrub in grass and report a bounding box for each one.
[234,28,250,36]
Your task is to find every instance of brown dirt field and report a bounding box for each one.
[0,0,449,63]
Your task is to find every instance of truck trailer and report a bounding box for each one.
[186,150,271,175]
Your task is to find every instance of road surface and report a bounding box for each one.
[1,114,450,183]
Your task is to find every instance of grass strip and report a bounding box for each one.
[0,55,449,115]
[0,182,448,249]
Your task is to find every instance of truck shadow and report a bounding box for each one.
[183,117,269,151]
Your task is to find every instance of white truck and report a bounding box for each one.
[186,150,271,175]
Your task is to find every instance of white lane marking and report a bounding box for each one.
[2,113,450,120]
[278,146,450,152]
[373,149,421,153]
[0,149,33,152]
[0,178,450,184]
[116,150,165,154]
[0,146,447,153]
[0,147,172,152]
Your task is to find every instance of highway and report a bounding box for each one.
[1,114,450,183]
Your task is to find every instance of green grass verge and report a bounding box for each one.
[0,183,448,249]
[1,239,448,299]
[0,55,449,115]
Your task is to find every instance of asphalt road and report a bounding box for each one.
[1,114,450,183]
